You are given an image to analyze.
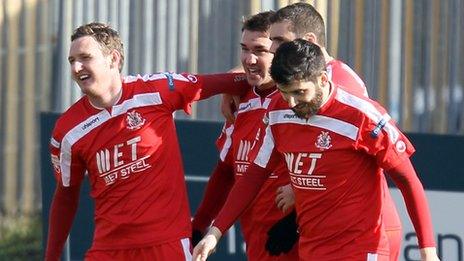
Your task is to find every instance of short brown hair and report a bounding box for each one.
[271,3,326,47]
[242,11,275,33]
[71,22,125,72]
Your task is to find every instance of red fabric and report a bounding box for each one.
[45,184,81,261]
[328,59,402,233]
[248,86,417,258]
[46,71,250,256]
[84,238,191,261]
[192,160,235,232]
[298,235,390,261]
[386,160,436,248]
[197,73,250,100]
[49,72,250,252]
[199,86,297,260]
[326,59,368,98]
[213,163,270,233]
[385,229,402,261]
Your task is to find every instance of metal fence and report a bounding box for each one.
[0,0,463,218]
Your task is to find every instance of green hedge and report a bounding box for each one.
[0,217,42,260]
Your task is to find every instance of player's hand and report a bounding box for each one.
[221,94,239,123]
[265,210,299,256]
[420,247,440,261]
[191,229,204,247]
[275,184,295,213]
[193,226,222,261]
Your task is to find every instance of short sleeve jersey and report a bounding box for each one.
[216,87,290,235]
[253,85,414,258]
[50,73,209,250]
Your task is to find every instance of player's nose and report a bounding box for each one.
[71,61,83,74]
[286,95,297,108]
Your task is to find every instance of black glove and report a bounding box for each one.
[192,229,204,247]
[265,210,299,256]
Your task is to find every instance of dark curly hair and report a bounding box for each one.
[270,39,326,86]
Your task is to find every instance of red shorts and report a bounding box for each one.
[298,236,390,261]
[85,238,191,261]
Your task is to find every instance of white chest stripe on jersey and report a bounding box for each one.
[254,124,275,168]
[268,109,359,141]
[59,92,163,187]
[60,110,112,186]
[336,89,399,144]
[112,93,162,117]
[219,124,235,162]
[237,97,272,115]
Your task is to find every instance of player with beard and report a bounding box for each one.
[193,40,440,261]
[266,4,404,260]
[223,3,403,259]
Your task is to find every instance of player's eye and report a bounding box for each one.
[292,90,306,96]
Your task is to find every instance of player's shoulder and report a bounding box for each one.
[53,97,92,140]
[333,86,388,124]
[266,94,287,112]
[123,72,199,95]
[123,72,195,85]
[328,59,368,96]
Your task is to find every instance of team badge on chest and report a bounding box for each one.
[126,110,146,130]
[315,131,332,150]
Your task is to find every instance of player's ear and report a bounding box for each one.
[319,71,329,87]
[302,32,318,46]
[110,50,121,70]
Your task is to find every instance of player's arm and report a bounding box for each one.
[385,159,440,261]
[221,65,245,123]
[193,163,271,260]
[196,73,250,100]
[157,72,249,114]
[192,160,235,245]
[45,183,81,261]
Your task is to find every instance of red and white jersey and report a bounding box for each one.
[50,73,216,250]
[216,87,290,236]
[328,59,401,231]
[327,59,368,97]
[253,84,414,258]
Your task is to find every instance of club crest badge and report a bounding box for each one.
[126,110,146,130]
[315,131,332,150]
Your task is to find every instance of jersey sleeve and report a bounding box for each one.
[329,60,368,97]
[354,101,415,170]
[192,160,235,232]
[144,72,203,114]
[50,123,86,187]
[148,72,249,114]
